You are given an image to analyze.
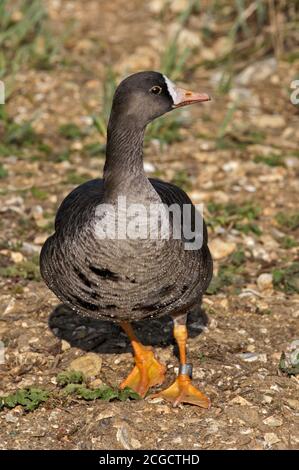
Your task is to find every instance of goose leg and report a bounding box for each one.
[153,314,210,408]
[119,322,166,398]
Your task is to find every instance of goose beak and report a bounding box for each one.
[172,87,211,108]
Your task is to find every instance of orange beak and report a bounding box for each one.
[172,87,211,108]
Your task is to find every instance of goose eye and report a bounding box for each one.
[150,85,162,95]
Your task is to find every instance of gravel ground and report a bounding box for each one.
[0,0,298,450]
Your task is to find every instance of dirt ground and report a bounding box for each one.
[0,0,298,450]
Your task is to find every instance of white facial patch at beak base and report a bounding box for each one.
[163,74,181,105]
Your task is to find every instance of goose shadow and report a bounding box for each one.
[49,304,209,354]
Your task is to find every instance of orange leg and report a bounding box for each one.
[153,318,210,408]
[119,322,166,398]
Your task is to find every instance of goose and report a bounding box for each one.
[40,71,213,407]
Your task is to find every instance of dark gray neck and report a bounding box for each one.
[103,116,149,200]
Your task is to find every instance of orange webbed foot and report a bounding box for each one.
[120,347,166,398]
[152,374,210,408]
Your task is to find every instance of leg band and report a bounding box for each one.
[179,363,193,378]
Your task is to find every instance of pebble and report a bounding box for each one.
[264,432,280,446]
[31,205,44,220]
[285,399,299,410]
[238,352,267,363]
[229,87,260,107]
[143,161,156,173]
[22,242,41,255]
[235,58,277,86]
[61,339,71,351]
[89,378,105,389]
[69,353,102,378]
[254,114,286,129]
[169,0,190,14]
[222,161,239,172]
[262,395,273,404]
[71,141,83,151]
[34,234,48,244]
[116,422,141,450]
[209,239,236,260]
[257,273,273,291]
[10,252,24,263]
[229,396,252,406]
[263,416,283,427]
[5,412,19,423]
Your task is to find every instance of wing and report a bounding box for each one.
[54,179,105,231]
[149,178,209,246]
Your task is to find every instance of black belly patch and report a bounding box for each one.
[89,265,119,280]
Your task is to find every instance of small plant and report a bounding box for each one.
[171,169,192,192]
[207,249,246,295]
[31,186,48,200]
[65,172,89,186]
[0,388,49,412]
[61,384,139,402]
[0,163,8,179]
[276,212,299,231]
[272,263,299,294]
[279,352,299,376]
[0,0,59,90]
[56,370,85,386]
[0,255,40,281]
[207,201,262,235]
[4,120,39,146]
[59,123,85,140]
[146,114,184,146]
[57,371,140,402]
[160,0,199,81]
[93,67,117,138]
[83,142,106,157]
[280,236,298,249]
[254,154,284,167]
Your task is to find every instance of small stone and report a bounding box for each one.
[5,412,19,423]
[230,395,252,406]
[61,339,71,351]
[130,438,142,449]
[143,161,156,173]
[236,58,277,86]
[238,352,267,363]
[285,399,299,410]
[34,234,48,244]
[71,141,83,151]
[257,273,273,291]
[148,0,166,14]
[209,239,236,260]
[31,205,44,220]
[97,410,114,421]
[263,416,283,427]
[22,242,41,255]
[10,252,24,263]
[89,378,104,389]
[222,161,239,172]
[255,114,286,129]
[264,432,280,446]
[115,422,141,450]
[69,353,102,378]
[169,0,190,14]
[262,395,273,404]
[229,87,260,107]
[36,218,49,228]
